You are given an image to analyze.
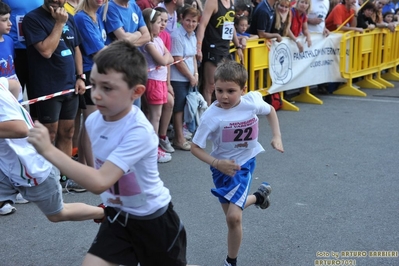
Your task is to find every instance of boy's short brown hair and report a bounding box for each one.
[93,40,147,88]
[214,59,247,89]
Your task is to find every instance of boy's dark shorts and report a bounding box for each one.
[35,93,78,123]
[88,202,187,266]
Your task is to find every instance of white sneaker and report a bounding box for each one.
[0,203,16,215]
[15,193,29,204]
[159,137,175,153]
[158,147,172,163]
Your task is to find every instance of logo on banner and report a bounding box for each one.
[271,43,292,85]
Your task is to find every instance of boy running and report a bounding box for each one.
[191,60,284,266]
[28,40,187,266]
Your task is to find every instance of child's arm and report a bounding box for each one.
[0,120,29,139]
[191,143,241,177]
[266,106,284,153]
[146,43,173,66]
[248,34,259,40]
[28,121,124,194]
[8,79,22,99]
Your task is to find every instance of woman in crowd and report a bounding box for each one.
[356,2,377,29]
[74,0,108,167]
[170,7,201,151]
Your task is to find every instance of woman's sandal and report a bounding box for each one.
[173,141,191,151]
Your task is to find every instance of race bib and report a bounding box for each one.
[222,21,234,40]
[220,118,259,150]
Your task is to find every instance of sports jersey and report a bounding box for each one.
[192,91,271,166]
[85,107,171,216]
[0,77,52,187]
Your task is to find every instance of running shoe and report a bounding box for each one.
[254,182,272,209]
[15,193,29,204]
[159,136,175,153]
[0,202,16,216]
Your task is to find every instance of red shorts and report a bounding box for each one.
[145,79,168,105]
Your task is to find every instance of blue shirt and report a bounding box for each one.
[0,35,16,78]
[170,26,197,82]
[2,0,42,49]
[22,7,81,97]
[247,0,275,35]
[100,0,146,44]
[74,11,107,72]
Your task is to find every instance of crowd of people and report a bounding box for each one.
[0,0,397,265]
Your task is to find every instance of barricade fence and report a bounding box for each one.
[229,26,399,111]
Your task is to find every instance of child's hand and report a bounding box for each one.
[27,121,53,155]
[218,159,241,177]
[271,136,284,153]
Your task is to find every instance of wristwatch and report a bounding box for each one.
[76,73,86,82]
[236,45,243,49]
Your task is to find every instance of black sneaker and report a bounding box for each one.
[255,182,272,209]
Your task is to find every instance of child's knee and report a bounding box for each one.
[226,212,242,227]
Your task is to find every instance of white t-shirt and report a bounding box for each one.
[0,77,52,187]
[308,0,329,33]
[192,91,271,166]
[85,106,171,216]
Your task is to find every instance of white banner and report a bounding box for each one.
[268,33,346,93]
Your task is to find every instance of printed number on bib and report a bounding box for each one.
[222,21,234,40]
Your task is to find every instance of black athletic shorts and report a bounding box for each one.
[35,93,79,123]
[88,202,187,266]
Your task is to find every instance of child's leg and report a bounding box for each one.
[159,92,174,138]
[46,202,104,223]
[221,203,243,260]
[244,194,257,208]
[82,253,119,266]
[147,104,163,134]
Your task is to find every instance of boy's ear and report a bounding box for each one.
[132,85,146,100]
[242,86,247,95]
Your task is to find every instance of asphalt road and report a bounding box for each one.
[1,84,399,266]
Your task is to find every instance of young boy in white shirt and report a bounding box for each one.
[0,77,104,220]
[28,40,187,266]
[191,59,284,266]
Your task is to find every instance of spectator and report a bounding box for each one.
[196,0,244,106]
[325,0,363,32]
[235,16,259,40]
[100,0,151,107]
[74,0,108,167]
[382,0,395,15]
[383,10,394,23]
[136,0,163,11]
[291,0,312,48]
[22,0,87,192]
[235,2,253,24]
[170,7,201,151]
[372,0,395,31]
[247,0,283,41]
[154,6,177,161]
[0,77,104,220]
[272,0,304,52]
[307,0,330,35]
[185,0,203,13]
[2,0,42,117]
[0,2,22,102]
[357,2,377,29]
[158,0,185,34]
[140,8,174,162]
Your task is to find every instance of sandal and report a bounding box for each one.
[173,141,191,151]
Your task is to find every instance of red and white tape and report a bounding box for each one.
[21,57,191,106]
